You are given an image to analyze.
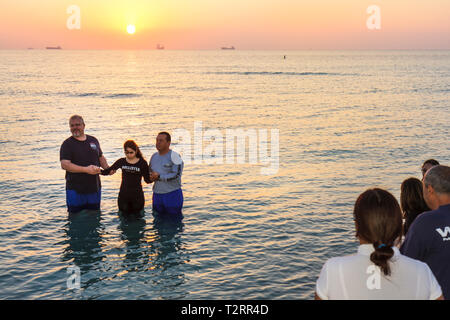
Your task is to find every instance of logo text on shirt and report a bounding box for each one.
[122,166,140,172]
[436,226,450,241]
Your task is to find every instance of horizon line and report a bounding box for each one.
[2,48,450,51]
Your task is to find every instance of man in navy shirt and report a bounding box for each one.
[60,115,113,213]
[401,165,450,299]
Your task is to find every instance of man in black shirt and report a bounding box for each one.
[60,115,113,213]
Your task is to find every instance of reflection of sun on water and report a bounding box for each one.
[127,25,136,34]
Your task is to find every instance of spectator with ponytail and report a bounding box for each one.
[315,188,443,300]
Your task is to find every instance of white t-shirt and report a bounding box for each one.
[316,244,442,300]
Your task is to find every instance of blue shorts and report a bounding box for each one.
[66,189,101,213]
[152,188,183,219]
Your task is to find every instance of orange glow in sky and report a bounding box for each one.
[0,0,449,49]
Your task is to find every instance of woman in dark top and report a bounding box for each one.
[400,177,430,236]
[101,140,151,215]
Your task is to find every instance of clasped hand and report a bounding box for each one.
[150,171,160,182]
[86,165,100,175]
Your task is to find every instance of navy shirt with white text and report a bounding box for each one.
[401,204,450,299]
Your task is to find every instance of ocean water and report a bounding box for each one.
[0,50,449,299]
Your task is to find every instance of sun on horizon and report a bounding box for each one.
[126,24,136,34]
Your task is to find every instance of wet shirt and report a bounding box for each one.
[401,204,450,300]
[149,150,183,194]
[316,244,442,300]
[101,157,150,194]
[60,135,103,194]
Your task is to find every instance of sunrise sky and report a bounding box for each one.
[0,0,449,50]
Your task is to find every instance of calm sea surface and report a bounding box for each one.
[0,50,449,299]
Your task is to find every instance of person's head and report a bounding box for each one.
[353,188,403,276]
[123,140,143,160]
[400,177,430,235]
[156,132,171,153]
[423,165,450,210]
[422,159,440,179]
[69,115,85,138]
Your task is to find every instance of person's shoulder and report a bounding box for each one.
[323,253,358,269]
[150,152,159,159]
[139,157,149,165]
[169,149,184,164]
[318,255,352,280]
[398,251,426,265]
[436,204,450,216]
[411,209,438,228]
[62,136,75,144]
[86,134,99,142]
[169,149,181,157]
[398,252,435,275]
[61,136,76,148]
[110,158,126,168]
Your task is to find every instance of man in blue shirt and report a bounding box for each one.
[149,132,184,219]
[401,165,450,299]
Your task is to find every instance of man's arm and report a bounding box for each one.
[100,158,122,176]
[99,155,117,175]
[99,155,109,170]
[61,159,100,175]
[156,156,184,181]
[156,163,183,181]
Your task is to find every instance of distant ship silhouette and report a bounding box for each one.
[46,46,62,50]
[221,46,235,50]
[156,44,165,50]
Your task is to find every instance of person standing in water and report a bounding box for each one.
[101,140,151,215]
[60,115,113,214]
[149,132,184,220]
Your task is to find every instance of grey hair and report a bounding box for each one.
[69,115,85,125]
[424,165,450,194]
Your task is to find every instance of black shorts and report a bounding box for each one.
[118,190,145,214]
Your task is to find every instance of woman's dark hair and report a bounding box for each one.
[353,188,403,276]
[123,140,144,159]
[400,177,430,235]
